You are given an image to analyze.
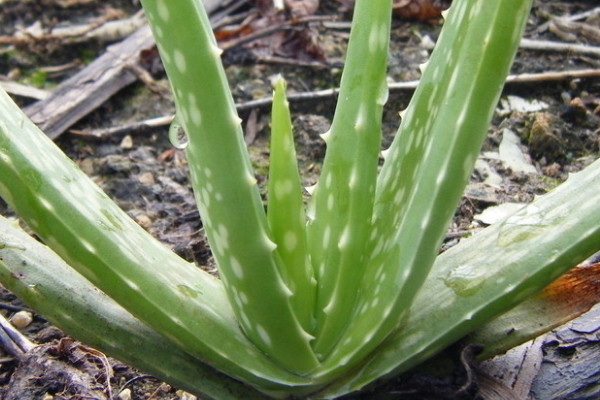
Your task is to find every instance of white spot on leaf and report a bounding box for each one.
[174,49,187,73]
[230,256,244,279]
[284,231,298,251]
[156,0,169,21]
[256,324,272,347]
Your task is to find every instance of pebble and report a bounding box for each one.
[176,390,197,400]
[134,214,152,229]
[120,135,133,149]
[138,172,155,185]
[10,310,33,329]
[117,388,132,400]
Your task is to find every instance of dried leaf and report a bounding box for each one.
[542,262,600,312]
[393,0,450,21]
[222,0,326,61]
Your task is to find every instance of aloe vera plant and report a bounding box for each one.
[0,0,599,398]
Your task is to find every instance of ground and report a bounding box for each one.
[0,0,599,399]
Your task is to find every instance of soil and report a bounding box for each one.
[0,0,599,399]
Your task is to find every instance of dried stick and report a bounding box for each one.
[75,68,600,138]
[520,38,600,56]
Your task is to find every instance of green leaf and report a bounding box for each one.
[267,76,316,334]
[318,158,600,398]
[0,88,309,391]
[315,0,535,379]
[306,0,391,360]
[3,0,597,398]
[0,216,268,400]
[141,0,318,373]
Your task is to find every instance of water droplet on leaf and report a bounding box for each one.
[177,284,201,298]
[444,264,489,297]
[169,117,189,149]
[496,206,567,248]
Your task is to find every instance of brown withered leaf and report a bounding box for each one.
[542,262,600,313]
[221,0,325,62]
[393,0,451,21]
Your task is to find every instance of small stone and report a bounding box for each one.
[120,135,133,149]
[176,390,197,400]
[135,214,152,229]
[117,388,132,400]
[138,172,155,185]
[10,310,33,329]
[419,34,435,49]
[78,158,95,175]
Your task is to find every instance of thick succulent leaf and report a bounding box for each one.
[306,0,391,359]
[0,216,269,400]
[0,89,311,389]
[314,0,534,378]
[317,158,600,398]
[140,0,318,373]
[267,76,316,333]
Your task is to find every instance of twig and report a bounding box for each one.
[504,68,600,83]
[219,15,335,52]
[38,61,82,79]
[0,80,50,100]
[211,8,255,31]
[70,115,174,138]
[256,54,330,69]
[0,312,35,356]
[210,0,252,27]
[0,10,145,46]
[237,87,339,111]
[536,7,600,34]
[0,302,35,313]
[520,38,600,56]
[238,68,600,111]
[73,68,600,138]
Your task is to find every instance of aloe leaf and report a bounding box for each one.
[306,0,391,359]
[0,89,314,389]
[318,158,600,398]
[0,216,268,400]
[140,0,318,373]
[267,76,316,334]
[314,0,534,378]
